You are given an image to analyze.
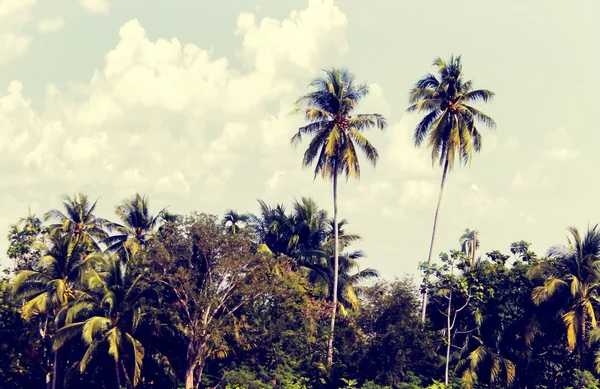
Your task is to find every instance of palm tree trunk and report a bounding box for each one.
[445,288,452,386]
[114,359,122,389]
[51,349,60,389]
[327,170,339,366]
[421,157,450,323]
[472,235,477,267]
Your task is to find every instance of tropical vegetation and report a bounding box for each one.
[1,57,595,389]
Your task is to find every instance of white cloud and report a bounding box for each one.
[377,179,436,219]
[37,16,65,34]
[385,117,435,178]
[154,171,191,195]
[0,0,36,65]
[0,0,351,267]
[235,0,348,75]
[266,171,285,191]
[62,132,108,163]
[79,0,109,15]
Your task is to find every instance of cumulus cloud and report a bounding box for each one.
[37,16,65,34]
[0,0,36,65]
[235,0,348,75]
[0,0,353,267]
[0,0,521,279]
[80,0,110,15]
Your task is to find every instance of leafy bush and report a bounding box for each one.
[568,369,600,389]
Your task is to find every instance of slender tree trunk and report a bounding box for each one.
[120,359,132,388]
[51,349,60,389]
[114,359,122,389]
[327,170,339,366]
[421,157,450,323]
[185,360,198,389]
[472,235,477,267]
[194,356,207,389]
[445,288,452,387]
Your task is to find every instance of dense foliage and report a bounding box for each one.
[2,193,599,389]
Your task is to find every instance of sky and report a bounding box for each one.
[0,0,598,279]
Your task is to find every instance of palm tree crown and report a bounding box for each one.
[54,253,149,387]
[290,67,387,179]
[104,193,164,255]
[408,55,496,169]
[12,231,103,320]
[459,228,480,267]
[222,209,250,235]
[528,225,600,356]
[44,193,108,251]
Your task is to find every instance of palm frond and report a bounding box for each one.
[82,316,111,344]
[349,128,379,166]
[463,89,495,103]
[125,333,145,387]
[465,106,497,130]
[107,327,121,361]
[53,322,85,350]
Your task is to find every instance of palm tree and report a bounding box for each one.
[44,193,108,252]
[528,224,600,362]
[12,231,104,389]
[407,56,496,322]
[290,67,386,365]
[306,246,379,313]
[54,253,149,388]
[460,229,480,268]
[288,197,329,258]
[222,209,250,235]
[104,193,164,256]
[458,342,516,389]
[248,200,295,256]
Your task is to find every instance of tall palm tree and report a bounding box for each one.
[44,193,108,252]
[104,193,164,256]
[528,224,600,362]
[12,231,103,389]
[408,56,496,322]
[290,67,386,365]
[460,228,480,268]
[54,253,149,388]
[222,209,250,235]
